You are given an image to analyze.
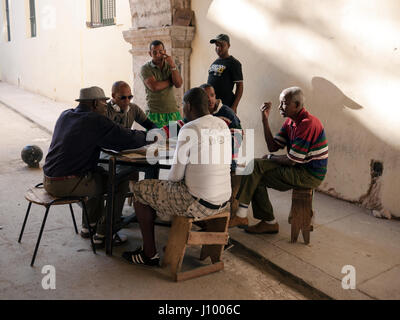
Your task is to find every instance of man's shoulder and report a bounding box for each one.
[129,102,142,112]
[219,104,237,117]
[228,56,242,65]
[140,61,154,73]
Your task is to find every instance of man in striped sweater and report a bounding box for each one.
[230,87,328,234]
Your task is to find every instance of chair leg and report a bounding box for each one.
[31,206,51,267]
[81,200,96,255]
[69,204,79,234]
[18,202,32,243]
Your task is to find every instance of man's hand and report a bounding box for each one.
[163,52,176,69]
[260,102,272,120]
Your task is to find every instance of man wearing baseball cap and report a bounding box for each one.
[207,34,244,114]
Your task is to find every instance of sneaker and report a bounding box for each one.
[93,232,128,249]
[245,221,279,234]
[229,215,248,228]
[122,247,160,267]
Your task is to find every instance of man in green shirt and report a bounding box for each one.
[140,40,183,128]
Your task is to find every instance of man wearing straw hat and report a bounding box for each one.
[43,86,152,248]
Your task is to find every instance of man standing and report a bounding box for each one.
[122,87,232,266]
[43,86,151,247]
[230,87,328,232]
[208,34,243,114]
[140,40,183,128]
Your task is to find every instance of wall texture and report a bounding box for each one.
[0,0,132,105]
[190,0,400,216]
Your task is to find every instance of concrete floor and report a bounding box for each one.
[0,103,320,300]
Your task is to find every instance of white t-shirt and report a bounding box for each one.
[168,114,232,204]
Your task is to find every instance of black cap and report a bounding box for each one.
[210,34,230,44]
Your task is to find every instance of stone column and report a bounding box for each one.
[123,0,195,112]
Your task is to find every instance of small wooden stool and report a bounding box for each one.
[289,189,314,244]
[162,210,230,282]
[18,183,96,266]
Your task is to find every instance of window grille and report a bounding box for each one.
[5,0,11,41]
[88,0,115,28]
[29,0,36,37]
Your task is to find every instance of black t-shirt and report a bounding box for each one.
[207,56,243,107]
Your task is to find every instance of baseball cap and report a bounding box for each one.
[210,34,230,44]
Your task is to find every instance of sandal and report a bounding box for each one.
[93,232,128,249]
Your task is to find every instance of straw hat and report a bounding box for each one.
[75,86,109,102]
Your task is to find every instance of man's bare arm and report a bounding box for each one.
[261,102,280,152]
[143,76,171,92]
[164,54,182,88]
[231,81,243,113]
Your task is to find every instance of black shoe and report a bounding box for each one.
[122,247,160,267]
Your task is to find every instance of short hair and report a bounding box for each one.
[149,40,165,51]
[183,87,209,114]
[112,81,130,94]
[280,87,305,107]
[199,83,213,90]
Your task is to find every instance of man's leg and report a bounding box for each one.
[133,201,157,258]
[96,179,129,236]
[231,159,282,227]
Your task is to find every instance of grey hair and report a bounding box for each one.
[280,87,305,107]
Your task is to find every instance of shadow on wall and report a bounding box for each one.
[309,77,395,219]
[194,0,400,216]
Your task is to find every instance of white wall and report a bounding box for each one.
[0,0,133,104]
[191,0,400,216]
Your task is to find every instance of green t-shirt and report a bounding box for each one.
[140,61,179,114]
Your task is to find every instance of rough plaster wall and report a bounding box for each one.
[190,0,400,216]
[0,0,132,105]
[131,0,172,28]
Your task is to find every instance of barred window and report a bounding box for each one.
[5,0,11,41]
[88,0,116,28]
[29,0,36,37]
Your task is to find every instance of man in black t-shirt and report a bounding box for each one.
[207,34,243,114]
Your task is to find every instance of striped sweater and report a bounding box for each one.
[274,108,328,180]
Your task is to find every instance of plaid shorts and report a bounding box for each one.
[131,179,228,220]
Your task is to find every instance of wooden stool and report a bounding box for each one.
[289,189,313,244]
[18,183,96,266]
[162,210,230,282]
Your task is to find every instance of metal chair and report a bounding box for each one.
[18,183,96,266]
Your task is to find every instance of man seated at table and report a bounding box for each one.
[106,81,157,131]
[161,84,243,218]
[122,87,232,266]
[99,81,158,225]
[230,87,328,233]
[43,86,152,248]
